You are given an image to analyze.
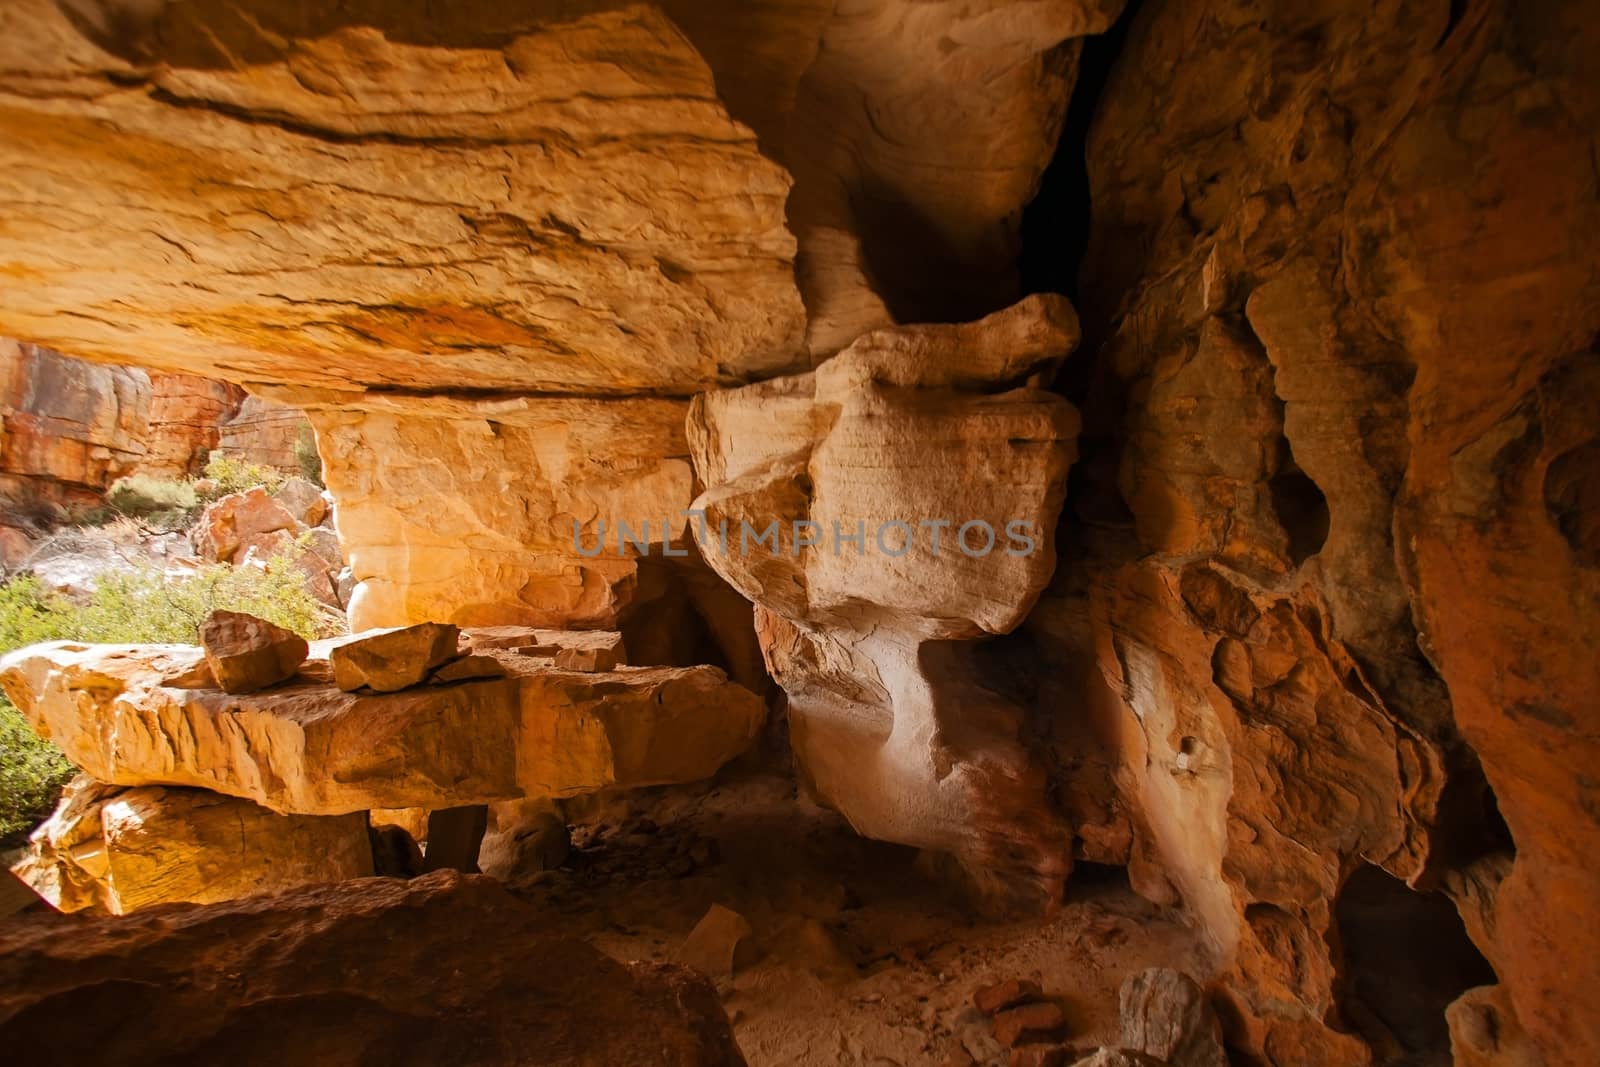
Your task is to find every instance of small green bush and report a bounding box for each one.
[104,473,199,527]
[295,423,324,488]
[0,697,74,845]
[73,549,344,645]
[204,452,284,497]
[0,551,345,842]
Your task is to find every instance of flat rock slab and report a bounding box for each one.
[0,633,765,814]
[0,870,747,1066]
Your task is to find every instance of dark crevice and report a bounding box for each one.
[1018,0,1143,305]
[1335,864,1497,1066]
[1270,439,1331,566]
[1435,0,1470,49]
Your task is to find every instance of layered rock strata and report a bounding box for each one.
[0,1,805,396]
[0,339,239,510]
[0,629,765,814]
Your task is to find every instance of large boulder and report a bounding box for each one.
[11,777,372,914]
[1117,969,1226,1067]
[272,475,328,528]
[192,486,300,564]
[0,870,748,1066]
[330,622,460,693]
[0,632,765,814]
[200,610,308,694]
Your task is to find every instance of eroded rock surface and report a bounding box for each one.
[11,776,371,914]
[1043,0,1600,1063]
[0,1,804,396]
[689,295,1081,904]
[0,339,238,513]
[0,870,748,1066]
[200,610,308,694]
[0,633,764,813]
[305,393,695,631]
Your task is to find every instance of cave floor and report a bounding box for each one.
[507,771,1212,1066]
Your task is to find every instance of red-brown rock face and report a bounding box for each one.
[0,870,747,1066]
[0,340,239,510]
[1052,0,1600,1063]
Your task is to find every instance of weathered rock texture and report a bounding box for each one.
[0,2,1595,1065]
[11,776,372,914]
[0,631,765,814]
[0,870,748,1066]
[0,339,238,510]
[1036,0,1600,1064]
[216,395,314,473]
[689,294,1082,904]
[304,392,695,631]
[200,610,309,694]
[0,1,804,396]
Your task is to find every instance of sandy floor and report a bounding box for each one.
[513,771,1213,1066]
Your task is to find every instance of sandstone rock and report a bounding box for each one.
[0,636,765,814]
[775,0,1126,354]
[468,627,629,662]
[429,655,507,685]
[1069,1052,1163,1067]
[1,341,242,516]
[1117,969,1225,1067]
[1449,985,1547,1067]
[1054,3,1600,1064]
[689,295,1081,905]
[273,475,328,528]
[192,486,300,564]
[302,525,343,570]
[369,807,431,844]
[1008,1048,1073,1067]
[369,823,424,878]
[0,525,33,571]
[0,870,748,1066]
[992,1001,1067,1048]
[675,903,757,980]
[11,777,371,914]
[142,372,246,479]
[330,622,460,693]
[0,3,805,397]
[217,396,314,472]
[311,395,696,632]
[479,799,570,883]
[976,979,1046,1016]
[200,610,308,694]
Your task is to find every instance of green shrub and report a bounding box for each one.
[0,575,71,650]
[0,577,75,843]
[105,473,199,526]
[73,547,344,645]
[295,423,324,488]
[0,551,345,842]
[0,697,74,845]
[204,452,284,497]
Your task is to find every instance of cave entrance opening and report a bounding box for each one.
[1333,863,1495,1065]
